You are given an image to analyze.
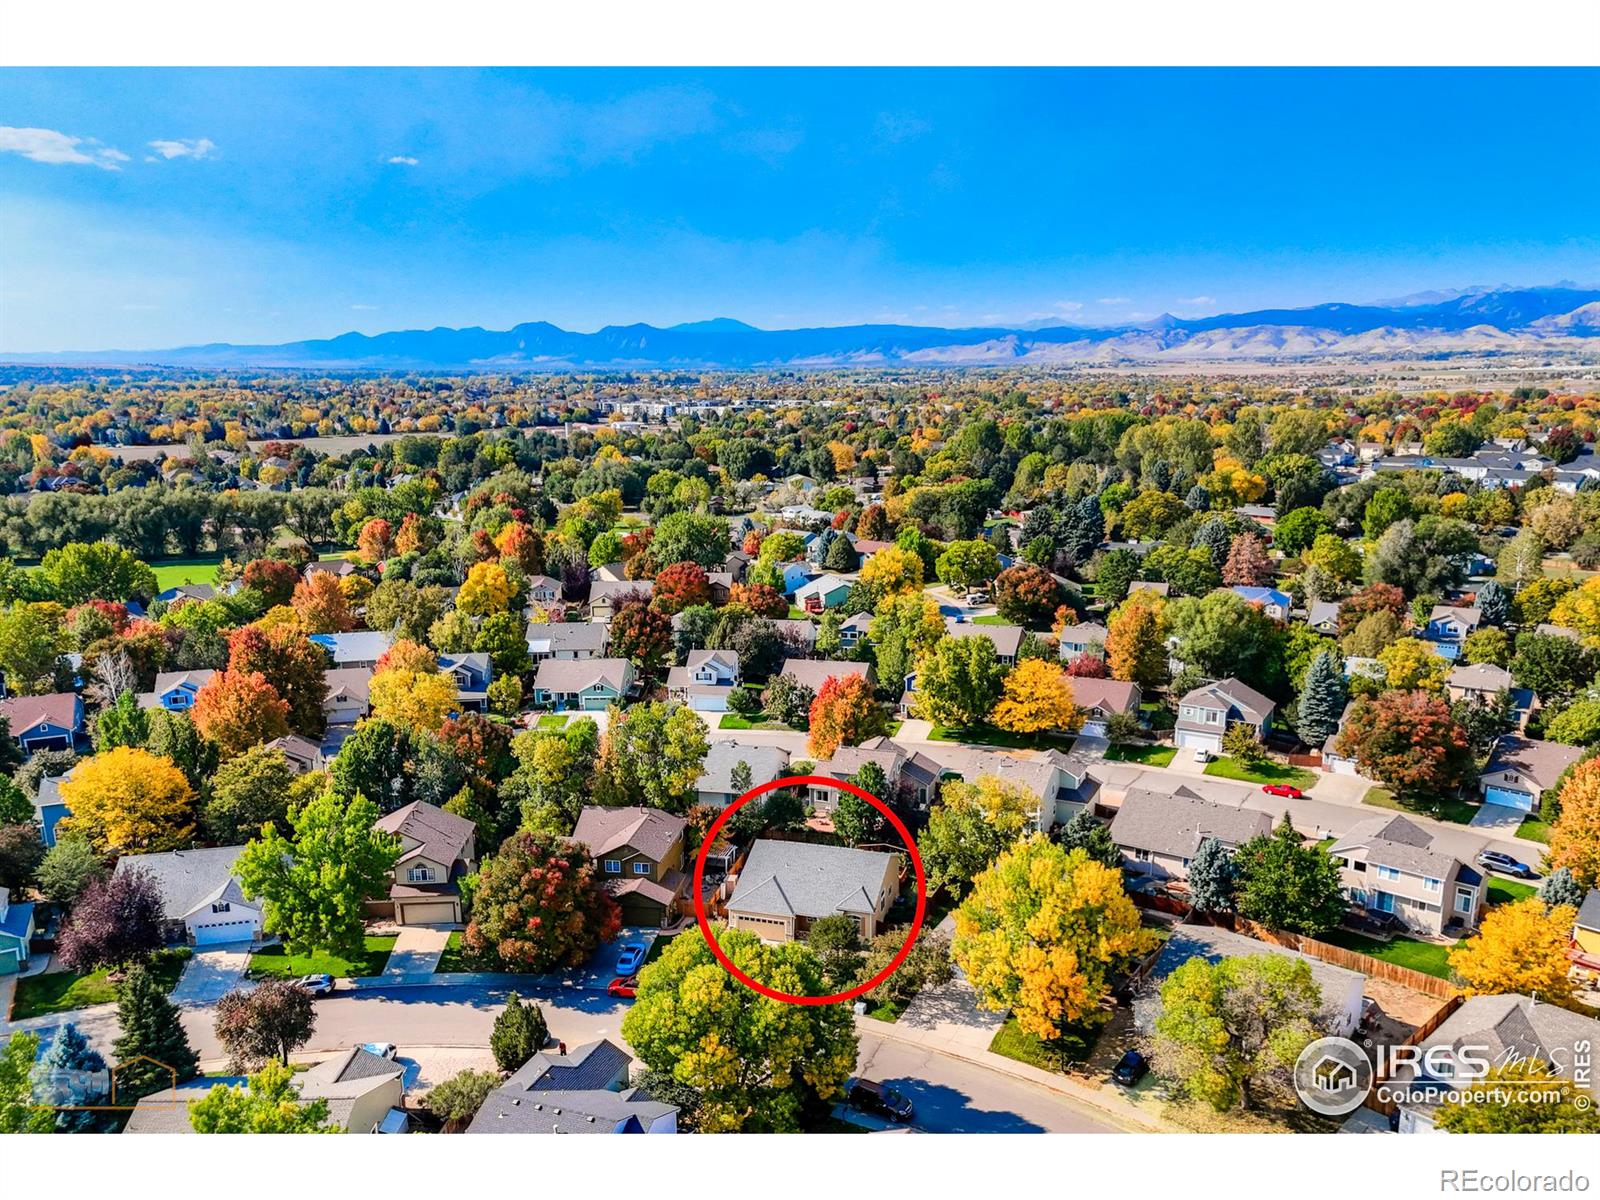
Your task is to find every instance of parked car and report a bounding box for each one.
[1262,783,1304,799]
[362,1042,397,1059]
[1193,747,1213,763]
[615,942,648,974]
[965,590,990,605]
[1112,1050,1149,1086]
[1475,849,1535,879]
[607,975,638,999]
[295,973,334,997]
[847,1078,914,1123]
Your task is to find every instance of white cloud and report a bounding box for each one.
[0,126,128,170]
[147,138,217,161]
[387,155,418,166]
[1096,296,1131,305]
[1178,294,1216,306]
[350,303,378,311]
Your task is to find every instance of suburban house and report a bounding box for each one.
[438,651,493,711]
[839,611,874,651]
[155,582,217,605]
[1321,701,1361,776]
[793,573,852,612]
[526,621,609,661]
[1328,814,1486,936]
[570,806,688,928]
[303,559,359,583]
[1172,677,1275,757]
[592,561,628,583]
[1056,621,1109,661]
[32,772,73,847]
[723,550,751,583]
[532,657,636,711]
[141,669,215,711]
[1423,604,1482,659]
[524,574,562,605]
[946,619,1025,665]
[467,1038,677,1135]
[1109,787,1272,888]
[1392,995,1600,1133]
[127,1046,406,1134]
[779,562,817,596]
[807,736,945,815]
[1446,662,1535,726]
[1132,925,1364,1040]
[1478,735,1585,814]
[769,618,818,654]
[1305,600,1341,635]
[696,740,792,808]
[309,630,393,669]
[113,846,264,946]
[373,800,478,925]
[1127,580,1169,598]
[1066,678,1142,736]
[727,840,901,942]
[1230,586,1292,621]
[264,733,325,775]
[776,658,873,693]
[0,887,36,975]
[588,580,653,622]
[0,692,85,753]
[1572,890,1600,974]
[950,747,1093,832]
[665,649,741,713]
[323,667,374,725]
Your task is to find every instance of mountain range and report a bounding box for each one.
[9,286,1600,371]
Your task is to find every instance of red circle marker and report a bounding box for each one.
[690,774,927,1006]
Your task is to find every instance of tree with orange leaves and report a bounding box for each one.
[227,623,330,737]
[375,638,438,675]
[191,669,291,759]
[290,572,354,634]
[356,518,394,564]
[807,673,887,759]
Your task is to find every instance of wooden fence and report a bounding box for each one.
[1219,915,1461,1001]
[1287,751,1324,768]
[1362,992,1466,1116]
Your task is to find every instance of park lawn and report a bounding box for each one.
[1106,743,1176,767]
[247,936,397,981]
[1319,929,1464,980]
[1202,757,1317,790]
[1487,877,1538,907]
[988,1016,1097,1072]
[927,725,1076,751]
[1517,816,1553,844]
[10,948,191,1021]
[1363,786,1479,826]
[148,558,223,589]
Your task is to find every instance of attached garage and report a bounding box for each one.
[1482,785,1534,812]
[393,897,461,925]
[727,912,792,941]
[191,917,259,945]
[1174,729,1221,754]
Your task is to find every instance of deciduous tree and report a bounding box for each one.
[490,992,551,1072]
[464,830,621,971]
[191,669,291,758]
[57,746,196,854]
[1335,691,1473,806]
[188,1061,335,1133]
[290,571,354,633]
[214,979,316,1069]
[808,673,887,758]
[913,633,1006,729]
[1449,898,1577,1004]
[1232,819,1346,936]
[989,659,1079,738]
[57,864,165,971]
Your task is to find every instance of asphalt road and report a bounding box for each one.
[854,1032,1124,1133]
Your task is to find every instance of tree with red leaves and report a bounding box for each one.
[1335,691,1474,806]
[227,624,331,737]
[463,830,622,972]
[1221,533,1275,587]
[856,503,890,541]
[58,866,165,972]
[607,601,674,674]
[1337,582,1409,636]
[214,979,316,1069]
[241,558,300,608]
[191,669,291,758]
[728,582,788,618]
[808,673,888,759]
[439,712,514,798]
[495,521,544,574]
[1063,652,1108,678]
[652,562,711,614]
[741,529,764,556]
[992,563,1064,629]
[356,517,395,564]
[290,571,355,633]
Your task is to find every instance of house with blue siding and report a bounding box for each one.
[0,887,35,975]
[0,693,85,754]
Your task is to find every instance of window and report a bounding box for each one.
[407,867,435,883]
[1376,866,1400,881]
[1423,877,1441,892]
[1133,849,1152,862]
[633,862,651,875]
[1455,887,1475,915]
[604,859,621,874]
[211,902,231,914]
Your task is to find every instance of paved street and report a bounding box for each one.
[855,1032,1124,1133]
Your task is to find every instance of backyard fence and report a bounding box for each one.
[1218,915,1461,1001]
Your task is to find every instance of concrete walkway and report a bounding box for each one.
[380,925,454,980]
[170,944,253,1008]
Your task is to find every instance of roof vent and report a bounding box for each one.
[532,1102,542,1110]
[511,1098,520,1106]
[552,1107,562,1115]
[587,1114,596,1122]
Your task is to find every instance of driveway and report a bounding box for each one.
[1469,802,1528,834]
[381,925,454,979]
[1307,771,1375,807]
[169,944,253,1008]
[898,967,1004,1054]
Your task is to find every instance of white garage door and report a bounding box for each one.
[1174,729,1218,751]
[398,900,459,925]
[193,919,255,945]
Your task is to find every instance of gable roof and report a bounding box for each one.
[1066,677,1141,714]
[697,740,792,795]
[324,666,373,705]
[113,846,253,921]
[944,619,1025,659]
[1178,676,1274,722]
[777,658,871,692]
[503,1038,632,1093]
[729,839,897,920]
[533,657,634,694]
[1447,662,1514,691]
[152,669,215,696]
[684,649,739,675]
[589,579,653,603]
[570,806,686,862]
[373,801,475,868]
[0,692,80,735]
[308,630,393,664]
[1328,814,1469,880]
[525,622,609,655]
[1576,889,1600,934]
[1482,735,1586,792]
[1110,786,1272,859]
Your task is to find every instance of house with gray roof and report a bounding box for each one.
[776,657,872,693]
[1057,621,1109,662]
[588,579,653,622]
[1478,734,1585,814]
[569,806,688,927]
[1328,814,1485,936]
[697,741,793,808]
[526,620,609,661]
[372,801,477,925]
[945,618,1026,665]
[323,666,373,725]
[1305,599,1341,635]
[308,630,393,669]
[532,657,636,711]
[467,1038,677,1135]
[807,736,945,817]
[1173,676,1275,757]
[727,840,900,942]
[666,649,741,712]
[113,846,263,946]
[1109,786,1272,888]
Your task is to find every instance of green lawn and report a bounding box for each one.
[971,614,1011,626]
[1319,929,1464,980]
[1106,743,1177,767]
[148,557,224,589]
[535,714,569,729]
[1487,877,1538,907]
[10,948,191,1021]
[247,936,397,981]
[1362,786,1480,825]
[988,1015,1096,1072]
[927,724,1076,750]
[1202,757,1317,790]
[882,719,903,737]
[435,931,475,974]
[787,606,811,620]
[1517,816,1553,844]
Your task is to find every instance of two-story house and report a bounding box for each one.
[1109,786,1272,888]
[727,840,900,943]
[696,741,792,809]
[1066,678,1142,737]
[525,621,609,661]
[438,651,493,712]
[1056,621,1109,662]
[372,801,478,925]
[666,649,741,713]
[1478,734,1585,814]
[0,886,37,975]
[143,669,215,711]
[1328,814,1485,936]
[838,611,874,652]
[945,619,1025,666]
[1173,677,1275,758]
[524,574,562,606]
[532,657,636,711]
[569,806,688,928]
[1305,599,1341,636]
[589,580,653,623]
[807,736,944,817]
[1424,604,1482,661]
[1446,662,1535,727]
[1230,586,1292,622]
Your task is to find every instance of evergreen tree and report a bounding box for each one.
[1476,580,1511,627]
[1191,517,1232,569]
[1061,496,1105,566]
[112,963,199,1102]
[1184,484,1210,511]
[1187,836,1237,915]
[490,993,550,1073]
[1540,866,1585,909]
[836,761,887,847]
[34,1022,107,1131]
[1054,808,1120,868]
[1296,650,1349,746]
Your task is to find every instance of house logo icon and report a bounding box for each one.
[1293,1037,1373,1116]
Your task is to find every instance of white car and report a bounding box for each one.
[1192,747,1214,763]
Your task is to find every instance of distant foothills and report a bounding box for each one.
[8,285,1600,371]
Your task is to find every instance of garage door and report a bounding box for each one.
[1174,729,1217,751]
[193,919,255,945]
[398,900,459,925]
[1483,785,1534,813]
[1080,719,1108,737]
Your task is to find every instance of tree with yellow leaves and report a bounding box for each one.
[858,545,924,601]
[989,658,1080,739]
[370,667,457,736]
[953,835,1155,1042]
[1548,576,1600,639]
[58,746,196,855]
[1447,897,1577,1004]
[457,560,516,616]
[1105,593,1167,689]
[1377,638,1449,692]
[1548,757,1600,889]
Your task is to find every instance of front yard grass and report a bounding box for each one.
[1318,929,1464,980]
[1486,877,1538,906]
[718,713,792,731]
[988,1015,1097,1072]
[1516,815,1553,844]
[247,935,397,981]
[10,947,191,1020]
[1202,757,1317,790]
[535,714,569,729]
[1106,743,1176,767]
[435,931,475,974]
[1362,786,1479,825]
[927,724,1077,751]
[971,614,1011,626]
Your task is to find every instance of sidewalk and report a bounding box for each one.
[855,1014,1175,1132]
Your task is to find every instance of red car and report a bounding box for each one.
[1261,783,1304,799]
[606,975,639,999]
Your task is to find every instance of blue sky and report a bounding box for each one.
[2,68,1597,351]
